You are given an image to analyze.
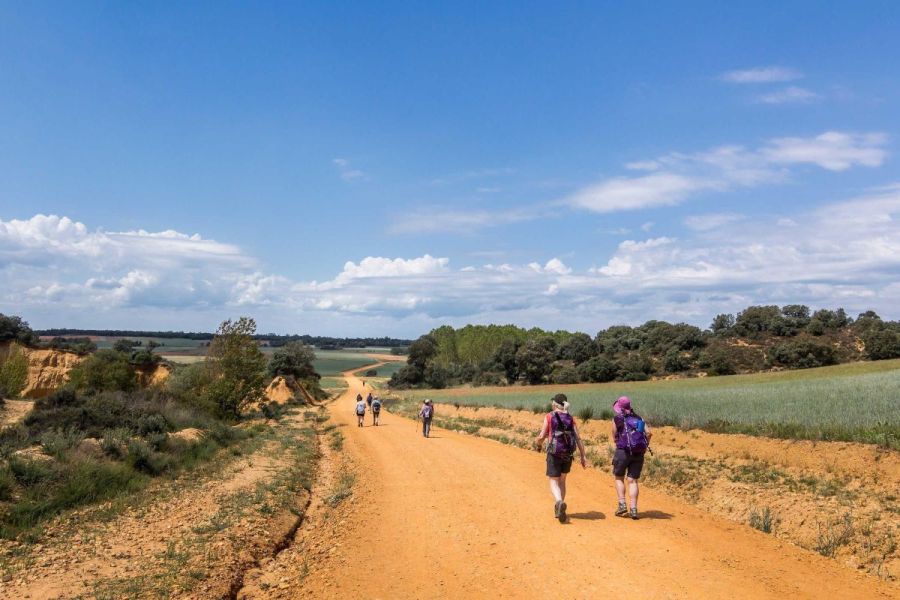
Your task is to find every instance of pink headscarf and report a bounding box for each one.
[613,396,632,415]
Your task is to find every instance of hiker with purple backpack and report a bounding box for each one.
[418,399,434,437]
[611,396,652,520]
[535,394,587,523]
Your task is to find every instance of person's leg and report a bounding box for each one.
[615,476,626,503]
[548,477,562,502]
[628,477,639,509]
[558,472,568,501]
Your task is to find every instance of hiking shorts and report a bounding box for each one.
[546,453,573,477]
[612,448,645,479]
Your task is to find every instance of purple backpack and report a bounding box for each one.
[547,412,577,458]
[618,413,649,454]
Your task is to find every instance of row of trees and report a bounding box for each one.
[390,305,900,389]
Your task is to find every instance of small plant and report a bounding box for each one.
[453,402,460,410]
[127,439,169,475]
[0,466,15,501]
[749,506,776,533]
[532,405,545,414]
[100,428,131,459]
[326,472,355,507]
[329,431,344,451]
[40,427,85,458]
[815,513,854,557]
[514,404,524,412]
[9,456,54,487]
[578,405,595,423]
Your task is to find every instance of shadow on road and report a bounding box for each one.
[639,510,674,520]
[569,511,605,521]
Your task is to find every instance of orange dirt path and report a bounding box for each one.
[299,372,897,599]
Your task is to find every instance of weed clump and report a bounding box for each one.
[749,506,776,533]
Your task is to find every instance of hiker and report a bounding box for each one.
[418,399,434,437]
[355,395,366,427]
[611,396,652,520]
[356,393,363,403]
[371,395,382,426]
[535,394,587,523]
[366,392,373,408]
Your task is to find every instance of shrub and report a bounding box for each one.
[863,327,900,361]
[0,345,29,398]
[100,428,131,459]
[474,371,503,387]
[68,350,137,393]
[577,405,595,423]
[663,348,690,373]
[0,314,36,345]
[0,466,14,501]
[532,405,545,414]
[749,506,776,533]
[577,356,618,383]
[550,366,578,384]
[9,456,55,487]
[364,369,378,377]
[268,341,317,380]
[204,317,267,419]
[39,427,85,459]
[137,413,168,436]
[769,340,837,369]
[127,439,169,475]
[698,347,736,376]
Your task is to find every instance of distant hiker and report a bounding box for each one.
[366,392,373,408]
[371,395,382,426]
[611,396,651,520]
[356,396,366,427]
[535,394,587,523]
[418,399,434,438]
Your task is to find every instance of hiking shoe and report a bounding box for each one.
[615,504,628,517]
[558,502,567,523]
[554,501,561,518]
[630,507,639,520]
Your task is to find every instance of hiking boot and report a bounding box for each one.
[558,502,567,523]
[615,503,628,517]
[554,500,561,518]
[630,507,639,520]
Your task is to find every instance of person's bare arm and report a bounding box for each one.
[534,417,549,450]
[573,422,588,468]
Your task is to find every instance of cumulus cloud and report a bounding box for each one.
[721,66,802,83]
[4,184,900,334]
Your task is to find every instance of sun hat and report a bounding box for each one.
[424,398,432,404]
[613,396,632,415]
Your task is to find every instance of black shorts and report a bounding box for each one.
[612,448,645,479]
[546,453,573,477]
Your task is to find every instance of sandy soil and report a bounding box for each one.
[0,400,33,427]
[265,372,898,599]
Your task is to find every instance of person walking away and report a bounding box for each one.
[371,395,382,426]
[366,392,373,409]
[418,399,434,437]
[611,396,651,519]
[355,396,367,427]
[535,394,587,523]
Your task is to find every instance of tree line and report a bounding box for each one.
[32,327,412,349]
[389,305,900,389]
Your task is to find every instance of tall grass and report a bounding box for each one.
[403,362,900,448]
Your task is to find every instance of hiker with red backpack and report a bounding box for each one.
[611,396,652,520]
[535,394,587,523]
[418,399,434,437]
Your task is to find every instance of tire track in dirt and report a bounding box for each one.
[284,371,897,599]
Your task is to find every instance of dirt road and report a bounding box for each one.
[293,372,896,599]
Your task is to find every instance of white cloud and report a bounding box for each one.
[332,157,367,181]
[756,86,821,104]
[684,213,744,231]
[721,66,802,83]
[762,131,888,171]
[565,173,710,214]
[5,184,900,335]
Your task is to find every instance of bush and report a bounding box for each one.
[0,345,29,398]
[550,366,578,385]
[577,356,618,383]
[137,413,168,436]
[204,317,267,418]
[68,350,137,393]
[663,348,690,373]
[9,456,55,487]
[364,369,378,377]
[473,371,503,387]
[268,341,317,380]
[863,327,900,361]
[100,428,130,459]
[388,365,423,389]
[127,439,169,475]
[39,427,85,459]
[577,405,595,423]
[0,314,36,345]
[769,340,837,369]
[698,347,736,376]
[0,466,14,501]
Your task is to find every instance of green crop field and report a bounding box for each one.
[312,350,380,376]
[401,359,900,448]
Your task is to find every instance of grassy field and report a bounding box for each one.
[312,351,380,376]
[400,359,900,448]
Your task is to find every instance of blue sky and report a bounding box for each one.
[2,2,899,336]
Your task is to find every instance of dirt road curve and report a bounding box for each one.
[299,372,897,599]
